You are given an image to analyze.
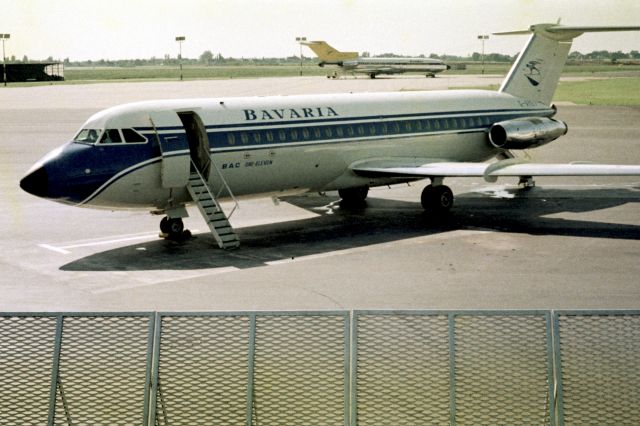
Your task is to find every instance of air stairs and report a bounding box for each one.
[186,167,240,249]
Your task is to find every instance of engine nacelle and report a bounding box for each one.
[488,117,568,149]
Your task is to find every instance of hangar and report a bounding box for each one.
[2,62,64,83]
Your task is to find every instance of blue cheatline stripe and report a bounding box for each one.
[137,108,554,153]
[135,107,554,133]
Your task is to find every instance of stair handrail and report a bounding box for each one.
[190,159,239,218]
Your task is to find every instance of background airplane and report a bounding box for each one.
[20,23,640,249]
[302,40,450,78]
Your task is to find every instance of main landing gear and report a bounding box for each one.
[421,184,454,214]
[338,186,369,207]
[160,216,190,240]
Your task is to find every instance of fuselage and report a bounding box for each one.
[21,90,553,211]
[341,57,449,75]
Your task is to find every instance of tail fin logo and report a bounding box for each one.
[524,59,543,86]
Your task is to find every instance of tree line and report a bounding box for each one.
[6,49,640,67]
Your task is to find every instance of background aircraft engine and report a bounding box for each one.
[488,117,568,149]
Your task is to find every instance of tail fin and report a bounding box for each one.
[301,41,358,64]
[496,24,640,105]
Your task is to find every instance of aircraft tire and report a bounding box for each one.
[160,217,184,239]
[421,185,454,213]
[338,186,369,206]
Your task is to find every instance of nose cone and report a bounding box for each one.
[20,166,49,198]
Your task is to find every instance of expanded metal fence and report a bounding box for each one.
[1,310,639,425]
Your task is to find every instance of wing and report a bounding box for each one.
[351,158,640,182]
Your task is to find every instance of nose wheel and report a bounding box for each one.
[160,216,186,240]
[421,184,454,214]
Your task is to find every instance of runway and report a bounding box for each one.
[1,77,639,311]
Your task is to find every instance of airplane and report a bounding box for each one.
[301,40,449,78]
[20,23,640,249]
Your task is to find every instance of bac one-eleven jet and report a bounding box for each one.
[20,23,640,249]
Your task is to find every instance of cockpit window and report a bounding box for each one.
[74,128,147,145]
[74,128,101,144]
[122,128,147,143]
[99,129,123,144]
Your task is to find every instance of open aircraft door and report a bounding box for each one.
[149,111,190,188]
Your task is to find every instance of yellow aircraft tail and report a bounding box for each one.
[301,41,358,64]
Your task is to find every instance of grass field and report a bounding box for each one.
[554,77,640,105]
[58,62,640,82]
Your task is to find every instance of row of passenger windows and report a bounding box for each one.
[222,116,495,146]
[74,128,148,144]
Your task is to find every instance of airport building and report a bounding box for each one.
[3,62,64,82]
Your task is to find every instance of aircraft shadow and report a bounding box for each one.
[61,186,640,272]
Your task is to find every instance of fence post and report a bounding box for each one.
[47,314,64,426]
[246,314,257,426]
[145,313,160,426]
[448,313,457,426]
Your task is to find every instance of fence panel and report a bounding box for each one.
[153,314,251,425]
[53,314,154,425]
[555,311,640,425]
[453,312,553,425]
[0,314,58,425]
[352,311,451,425]
[251,312,350,426]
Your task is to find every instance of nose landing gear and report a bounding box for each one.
[160,216,190,240]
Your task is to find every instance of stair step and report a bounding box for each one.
[188,176,240,249]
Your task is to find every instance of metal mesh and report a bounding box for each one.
[454,314,551,425]
[53,315,152,425]
[354,313,451,425]
[557,313,640,424]
[0,315,58,425]
[252,313,348,426]
[154,315,250,425]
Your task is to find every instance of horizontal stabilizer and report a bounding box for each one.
[494,24,640,39]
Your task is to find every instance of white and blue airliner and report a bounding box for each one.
[20,23,640,248]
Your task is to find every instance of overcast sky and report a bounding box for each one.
[2,0,639,61]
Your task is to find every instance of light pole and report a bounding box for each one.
[1,34,9,87]
[175,36,185,81]
[477,35,489,75]
[295,36,306,76]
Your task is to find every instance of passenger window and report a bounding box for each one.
[357,125,365,136]
[313,128,322,139]
[368,124,376,135]
[404,122,412,132]
[278,130,287,142]
[227,133,236,145]
[252,131,261,143]
[266,131,274,142]
[336,126,344,137]
[290,129,298,140]
[121,128,147,143]
[100,129,123,144]
[241,133,249,144]
[302,128,310,140]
